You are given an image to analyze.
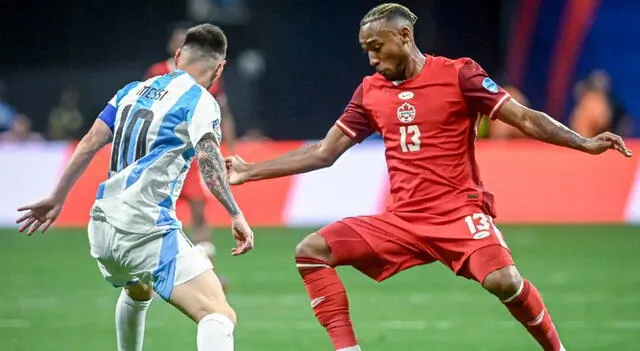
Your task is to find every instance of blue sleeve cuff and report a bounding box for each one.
[97,104,117,131]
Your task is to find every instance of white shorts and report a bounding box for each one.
[88,218,213,300]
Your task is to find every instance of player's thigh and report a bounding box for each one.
[117,228,213,300]
[88,219,138,288]
[423,212,514,284]
[168,268,234,324]
[318,213,434,282]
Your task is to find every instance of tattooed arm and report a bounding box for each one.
[195,133,241,216]
[496,98,631,156]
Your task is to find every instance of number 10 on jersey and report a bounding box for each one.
[399,125,421,152]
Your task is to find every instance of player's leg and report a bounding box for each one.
[295,231,360,350]
[457,220,565,351]
[189,198,215,256]
[115,282,153,351]
[480,256,565,350]
[88,219,152,351]
[148,229,235,350]
[296,215,428,351]
[168,269,236,350]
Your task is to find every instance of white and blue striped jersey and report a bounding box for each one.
[91,70,222,234]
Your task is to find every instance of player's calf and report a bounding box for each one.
[117,283,153,351]
[473,256,564,350]
[295,232,360,351]
[169,269,236,351]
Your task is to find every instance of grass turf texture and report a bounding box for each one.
[0,225,638,350]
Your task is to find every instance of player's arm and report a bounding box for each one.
[227,83,372,183]
[16,118,112,235]
[458,58,632,157]
[197,133,254,256]
[195,133,241,216]
[51,119,112,202]
[234,125,357,182]
[188,93,254,255]
[497,99,631,156]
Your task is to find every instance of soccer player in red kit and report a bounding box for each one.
[226,4,632,350]
[145,23,237,265]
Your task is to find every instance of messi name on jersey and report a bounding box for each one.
[136,85,169,102]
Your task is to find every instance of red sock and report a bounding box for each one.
[503,279,563,351]
[296,256,358,350]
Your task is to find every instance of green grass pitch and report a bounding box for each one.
[0,225,639,350]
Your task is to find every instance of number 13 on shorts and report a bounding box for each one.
[464,213,508,248]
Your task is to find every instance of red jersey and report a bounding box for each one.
[144,60,225,98]
[335,56,511,220]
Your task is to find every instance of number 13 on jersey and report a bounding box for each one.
[399,125,421,152]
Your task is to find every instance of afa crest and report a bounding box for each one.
[397,102,416,123]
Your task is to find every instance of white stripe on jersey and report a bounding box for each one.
[91,70,222,234]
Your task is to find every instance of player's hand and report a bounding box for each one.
[16,197,63,235]
[225,155,252,185]
[582,132,632,157]
[230,213,254,256]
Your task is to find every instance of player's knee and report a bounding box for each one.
[125,283,153,301]
[195,298,237,325]
[190,200,206,225]
[295,232,331,262]
[482,265,522,301]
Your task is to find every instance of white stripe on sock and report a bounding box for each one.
[527,310,545,326]
[296,263,331,268]
[502,280,525,303]
[336,346,361,351]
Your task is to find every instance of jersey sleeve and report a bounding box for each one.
[334,83,375,143]
[458,58,511,120]
[187,91,223,147]
[97,81,140,132]
[97,95,118,131]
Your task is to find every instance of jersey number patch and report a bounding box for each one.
[464,213,508,248]
[110,104,154,172]
[399,125,421,152]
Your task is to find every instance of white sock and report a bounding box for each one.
[115,289,152,351]
[197,313,235,351]
[337,347,362,351]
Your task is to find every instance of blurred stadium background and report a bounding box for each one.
[1,0,639,350]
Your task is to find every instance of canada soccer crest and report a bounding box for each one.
[397,102,416,123]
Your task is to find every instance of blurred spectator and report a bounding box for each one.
[0,113,44,142]
[570,70,633,137]
[0,81,17,133]
[48,88,84,140]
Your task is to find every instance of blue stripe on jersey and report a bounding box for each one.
[125,120,143,166]
[96,183,106,200]
[116,81,141,105]
[118,71,184,171]
[152,230,178,300]
[124,84,203,189]
[158,172,183,210]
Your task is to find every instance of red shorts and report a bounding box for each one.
[318,210,514,284]
[180,161,207,202]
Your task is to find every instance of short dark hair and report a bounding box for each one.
[183,23,227,58]
[360,3,418,27]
